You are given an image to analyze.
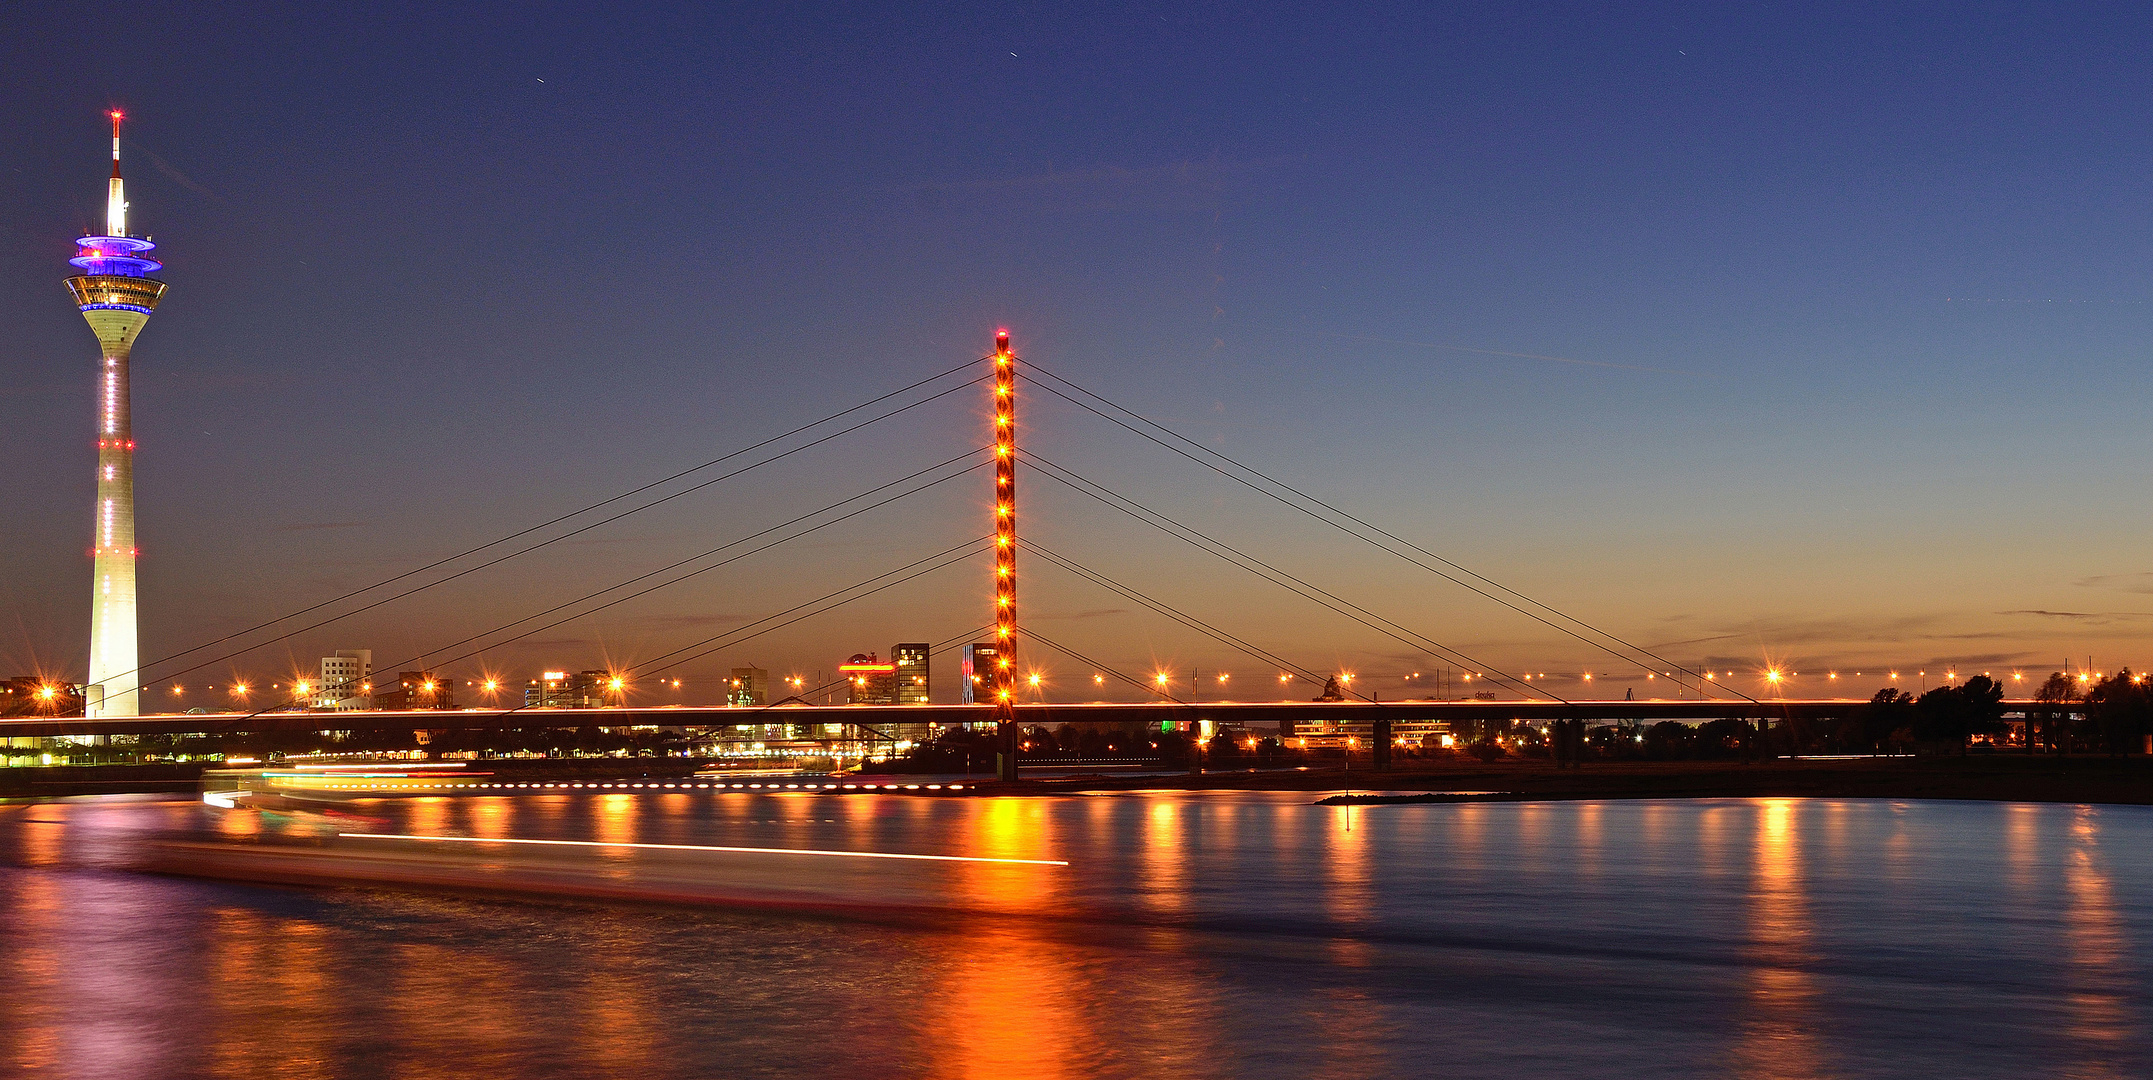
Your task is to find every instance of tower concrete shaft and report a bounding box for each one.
[66,112,164,718]
[992,330,1020,781]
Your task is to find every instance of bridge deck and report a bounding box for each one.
[0,698,2066,739]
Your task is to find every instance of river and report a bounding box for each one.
[0,791,2146,1078]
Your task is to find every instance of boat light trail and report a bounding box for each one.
[337,832,1069,866]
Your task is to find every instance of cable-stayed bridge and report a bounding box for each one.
[21,332,1909,777]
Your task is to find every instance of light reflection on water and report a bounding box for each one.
[0,794,2148,1079]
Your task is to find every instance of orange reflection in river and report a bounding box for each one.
[925,797,1095,1078]
[2062,807,2129,1079]
[1728,798,1825,1079]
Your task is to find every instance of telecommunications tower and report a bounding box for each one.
[65,111,166,718]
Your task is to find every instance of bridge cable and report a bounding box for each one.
[1024,542,1353,700]
[1024,362,1749,702]
[1023,628,1189,708]
[195,458,990,730]
[138,374,990,693]
[240,539,992,734]
[1021,452,1561,704]
[206,454,994,726]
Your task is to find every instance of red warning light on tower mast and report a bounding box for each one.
[995,329,1010,356]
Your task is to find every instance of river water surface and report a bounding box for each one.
[0,791,2147,1078]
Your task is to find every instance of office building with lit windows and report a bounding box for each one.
[840,653,898,705]
[961,642,1001,705]
[312,650,373,710]
[374,671,454,711]
[894,643,930,704]
[728,667,768,706]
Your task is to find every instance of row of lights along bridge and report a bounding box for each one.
[7,662,2103,719]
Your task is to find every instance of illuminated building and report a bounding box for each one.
[728,667,768,707]
[312,650,373,710]
[839,653,898,705]
[525,670,617,708]
[374,671,455,711]
[961,642,1001,705]
[893,642,930,704]
[66,112,166,718]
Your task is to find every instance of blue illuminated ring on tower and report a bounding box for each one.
[70,234,162,277]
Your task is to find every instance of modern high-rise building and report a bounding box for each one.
[728,667,769,707]
[66,112,166,718]
[839,653,898,705]
[961,642,1001,705]
[525,670,621,708]
[313,650,373,710]
[375,671,455,711]
[893,643,930,704]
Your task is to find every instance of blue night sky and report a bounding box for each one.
[4,2,2152,703]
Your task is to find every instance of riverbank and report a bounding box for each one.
[981,754,2153,805]
[8,754,2150,804]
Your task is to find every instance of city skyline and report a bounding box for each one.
[7,5,2153,702]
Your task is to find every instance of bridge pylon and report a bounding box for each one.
[991,330,1021,781]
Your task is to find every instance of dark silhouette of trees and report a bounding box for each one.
[2081,671,2152,757]
[1847,688,1914,753]
[1642,720,1696,759]
[2029,672,2077,753]
[1912,676,2006,750]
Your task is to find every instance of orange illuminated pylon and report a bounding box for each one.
[992,329,1020,781]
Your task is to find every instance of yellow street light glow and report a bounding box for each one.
[1155,673,1169,685]
[294,681,310,694]
[1028,674,1042,687]
[1217,673,1229,683]
[1094,674,1104,684]
[609,678,624,691]
[483,680,499,692]
[35,685,55,701]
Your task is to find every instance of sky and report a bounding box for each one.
[4,1,2153,707]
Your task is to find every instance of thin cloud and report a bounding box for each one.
[275,521,367,532]
[2073,572,2153,594]
[135,144,222,201]
[2000,609,2153,623]
[641,613,750,628]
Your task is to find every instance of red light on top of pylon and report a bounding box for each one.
[995,329,1010,354]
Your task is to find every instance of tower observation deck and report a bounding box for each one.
[65,111,166,719]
